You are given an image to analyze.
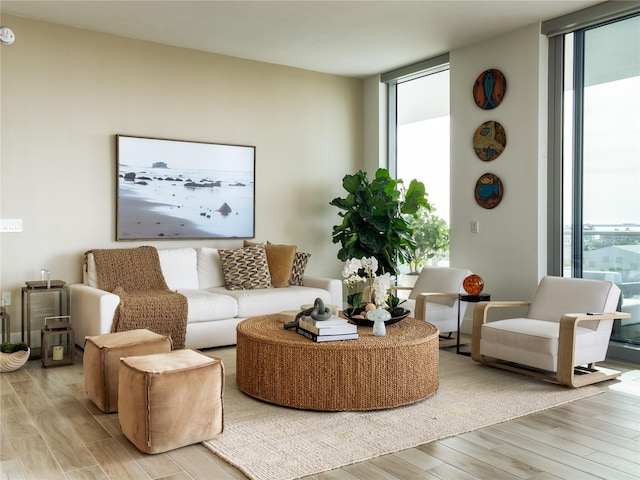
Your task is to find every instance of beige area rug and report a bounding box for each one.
[202,347,601,480]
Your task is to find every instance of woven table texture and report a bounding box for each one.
[236,315,439,411]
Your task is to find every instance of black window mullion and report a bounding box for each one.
[571,30,586,279]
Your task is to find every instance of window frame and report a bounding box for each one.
[544,2,640,277]
[381,53,450,177]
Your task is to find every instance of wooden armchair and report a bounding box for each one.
[471,276,631,388]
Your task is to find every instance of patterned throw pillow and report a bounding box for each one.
[289,252,311,286]
[218,245,272,290]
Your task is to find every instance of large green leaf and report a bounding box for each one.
[342,172,365,194]
[401,179,429,214]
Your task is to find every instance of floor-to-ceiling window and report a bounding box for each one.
[396,70,450,268]
[382,55,450,274]
[545,4,640,357]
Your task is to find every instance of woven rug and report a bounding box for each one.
[202,347,601,480]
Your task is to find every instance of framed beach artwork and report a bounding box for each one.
[116,135,255,240]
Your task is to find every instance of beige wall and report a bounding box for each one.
[0,16,363,333]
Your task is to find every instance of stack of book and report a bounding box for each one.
[296,315,359,342]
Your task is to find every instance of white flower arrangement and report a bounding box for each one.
[342,257,396,308]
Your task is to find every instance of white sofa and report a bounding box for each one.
[69,247,342,349]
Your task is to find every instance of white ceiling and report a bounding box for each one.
[0,0,603,78]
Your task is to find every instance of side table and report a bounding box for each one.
[457,293,491,355]
[22,282,69,359]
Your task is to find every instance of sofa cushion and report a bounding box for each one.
[85,253,98,287]
[244,240,297,288]
[480,317,600,371]
[157,248,199,290]
[218,245,272,290]
[197,247,226,289]
[178,289,238,322]
[290,251,311,286]
[207,285,332,318]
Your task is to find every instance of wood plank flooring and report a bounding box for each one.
[1,346,638,480]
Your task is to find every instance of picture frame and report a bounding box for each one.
[116,134,255,241]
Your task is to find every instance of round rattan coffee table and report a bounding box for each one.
[236,315,439,411]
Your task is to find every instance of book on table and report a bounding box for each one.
[296,326,359,342]
[298,316,357,336]
[300,315,349,327]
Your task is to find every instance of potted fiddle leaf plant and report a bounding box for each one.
[330,168,430,276]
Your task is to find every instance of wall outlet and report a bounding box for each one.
[2,292,11,306]
[0,219,22,232]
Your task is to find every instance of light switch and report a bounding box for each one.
[471,220,479,233]
[0,219,22,232]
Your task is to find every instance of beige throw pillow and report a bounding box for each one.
[243,240,297,288]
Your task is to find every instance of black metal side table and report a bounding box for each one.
[457,293,491,355]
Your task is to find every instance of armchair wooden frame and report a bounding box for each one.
[471,301,631,388]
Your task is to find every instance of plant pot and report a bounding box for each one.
[0,348,30,373]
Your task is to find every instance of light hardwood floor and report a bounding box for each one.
[1,345,638,480]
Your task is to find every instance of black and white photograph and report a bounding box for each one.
[116,135,255,240]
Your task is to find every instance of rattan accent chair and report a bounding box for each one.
[397,267,472,335]
[471,276,631,388]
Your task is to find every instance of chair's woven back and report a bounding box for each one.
[526,276,620,326]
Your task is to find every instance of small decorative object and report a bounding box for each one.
[41,316,74,368]
[52,345,64,361]
[475,173,503,209]
[0,342,30,372]
[41,269,51,289]
[367,308,391,337]
[473,121,506,161]
[284,298,332,330]
[473,69,507,110]
[463,274,484,296]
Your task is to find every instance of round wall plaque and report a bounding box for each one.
[475,173,503,209]
[473,120,507,161]
[473,69,507,110]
